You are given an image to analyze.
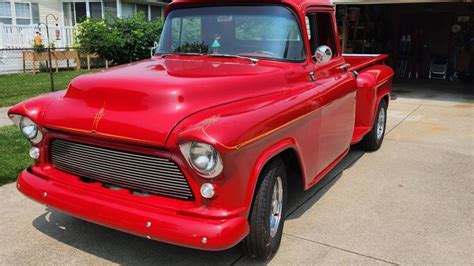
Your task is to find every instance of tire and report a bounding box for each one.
[241,158,287,261]
[359,99,387,151]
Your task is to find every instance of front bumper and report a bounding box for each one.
[17,169,249,251]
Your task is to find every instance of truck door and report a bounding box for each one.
[306,10,357,177]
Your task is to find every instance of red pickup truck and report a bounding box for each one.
[9,0,393,261]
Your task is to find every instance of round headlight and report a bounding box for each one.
[179,141,223,178]
[18,116,43,144]
[20,117,38,139]
[190,142,218,171]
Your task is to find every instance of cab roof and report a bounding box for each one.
[168,0,334,13]
[170,0,332,4]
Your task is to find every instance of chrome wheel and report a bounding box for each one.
[376,107,386,141]
[269,176,283,238]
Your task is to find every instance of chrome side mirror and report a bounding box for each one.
[313,45,332,64]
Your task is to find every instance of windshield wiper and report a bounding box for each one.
[158,53,259,64]
[207,53,259,64]
[158,52,206,58]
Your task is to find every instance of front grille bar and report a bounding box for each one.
[50,139,194,200]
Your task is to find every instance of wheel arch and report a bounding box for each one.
[380,94,390,107]
[244,138,305,217]
[367,92,390,133]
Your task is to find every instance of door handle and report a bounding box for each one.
[337,63,351,72]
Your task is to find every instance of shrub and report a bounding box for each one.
[76,14,163,64]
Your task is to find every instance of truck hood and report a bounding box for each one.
[43,57,289,147]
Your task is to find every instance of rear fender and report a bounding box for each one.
[355,65,393,130]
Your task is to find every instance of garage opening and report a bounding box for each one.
[335,1,474,102]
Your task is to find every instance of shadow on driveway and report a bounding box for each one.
[31,148,366,265]
[286,148,365,221]
[32,210,242,264]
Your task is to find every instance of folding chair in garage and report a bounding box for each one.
[429,56,448,80]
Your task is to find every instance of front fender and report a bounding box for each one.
[7,91,66,125]
[167,84,322,217]
[165,91,294,151]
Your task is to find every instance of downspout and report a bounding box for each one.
[117,0,122,18]
[86,0,90,18]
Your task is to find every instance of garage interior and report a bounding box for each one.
[334,1,473,102]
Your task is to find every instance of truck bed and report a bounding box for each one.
[343,54,389,72]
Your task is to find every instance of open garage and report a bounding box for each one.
[334,0,473,102]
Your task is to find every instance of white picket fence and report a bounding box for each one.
[0,23,76,49]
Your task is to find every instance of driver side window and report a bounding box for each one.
[306,12,338,60]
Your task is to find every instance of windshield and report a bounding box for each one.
[157,6,306,61]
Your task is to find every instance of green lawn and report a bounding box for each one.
[0,69,98,107]
[0,126,31,186]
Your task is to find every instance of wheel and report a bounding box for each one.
[359,99,387,151]
[242,158,287,261]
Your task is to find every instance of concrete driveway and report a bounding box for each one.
[0,81,473,265]
[0,107,13,127]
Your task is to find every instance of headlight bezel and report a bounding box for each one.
[179,141,223,178]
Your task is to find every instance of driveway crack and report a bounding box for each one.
[386,104,422,136]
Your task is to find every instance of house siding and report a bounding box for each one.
[2,1,168,27]
[36,0,63,25]
[5,0,64,25]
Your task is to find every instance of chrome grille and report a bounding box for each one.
[50,139,193,200]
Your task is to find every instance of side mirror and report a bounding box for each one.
[313,45,333,64]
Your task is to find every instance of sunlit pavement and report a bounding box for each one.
[0,107,13,127]
[1,81,473,265]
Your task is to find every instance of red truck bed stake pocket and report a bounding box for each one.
[9,0,393,261]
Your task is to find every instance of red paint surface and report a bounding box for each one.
[9,0,393,251]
